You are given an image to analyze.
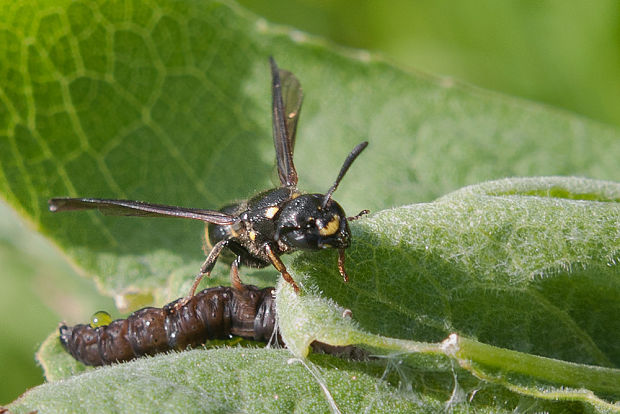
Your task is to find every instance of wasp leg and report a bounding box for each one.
[230,256,244,291]
[264,244,300,293]
[189,239,229,296]
[338,248,349,282]
[175,239,229,309]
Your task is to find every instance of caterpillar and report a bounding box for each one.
[59,285,278,366]
[59,284,364,366]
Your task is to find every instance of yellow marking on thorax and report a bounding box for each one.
[265,206,279,219]
[249,230,257,241]
[319,215,340,236]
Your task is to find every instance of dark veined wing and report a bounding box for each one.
[270,57,303,187]
[48,198,237,225]
[280,67,303,156]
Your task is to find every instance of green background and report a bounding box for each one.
[1,0,619,405]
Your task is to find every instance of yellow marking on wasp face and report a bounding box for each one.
[319,215,340,236]
[265,206,279,219]
[291,191,301,199]
[249,230,256,241]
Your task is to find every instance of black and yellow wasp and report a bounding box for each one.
[49,58,368,295]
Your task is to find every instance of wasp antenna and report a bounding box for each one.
[322,141,368,208]
[347,209,370,221]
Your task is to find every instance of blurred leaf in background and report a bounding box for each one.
[238,0,620,128]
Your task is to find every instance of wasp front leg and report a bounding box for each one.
[174,239,229,309]
[174,239,230,311]
[264,244,300,293]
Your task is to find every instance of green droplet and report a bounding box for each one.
[90,311,112,328]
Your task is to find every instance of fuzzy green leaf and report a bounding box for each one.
[283,177,620,368]
[14,344,617,414]
[11,347,446,414]
[278,177,620,410]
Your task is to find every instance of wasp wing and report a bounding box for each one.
[270,57,303,187]
[48,198,237,225]
[280,68,303,156]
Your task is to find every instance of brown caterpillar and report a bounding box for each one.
[59,284,365,366]
[59,285,278,366]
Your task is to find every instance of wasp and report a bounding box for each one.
[49,57,368,295]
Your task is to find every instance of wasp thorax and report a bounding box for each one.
[275,194,350,250]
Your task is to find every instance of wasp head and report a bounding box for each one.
[275,194,350,250]
[274,141,368,252]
